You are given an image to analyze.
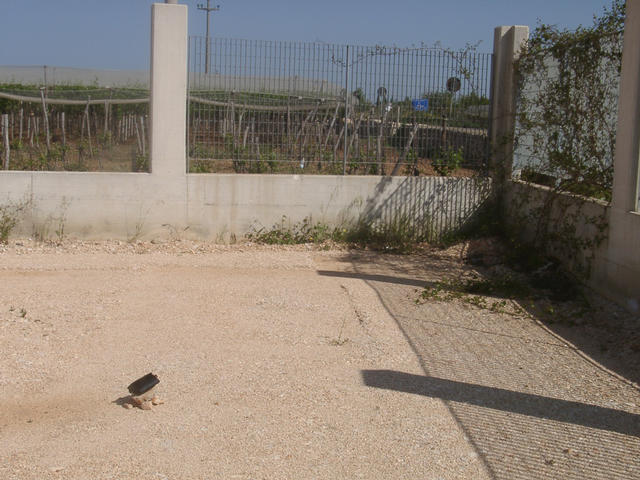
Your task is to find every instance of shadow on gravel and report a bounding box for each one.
[332,250,640,480]
[361,370,640,438]
[317,270,429,288]
[460,238,640,388]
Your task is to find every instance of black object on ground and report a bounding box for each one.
[127,373,160,396]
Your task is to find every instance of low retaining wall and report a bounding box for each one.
[1,171,491,243]
[504,180,640,313]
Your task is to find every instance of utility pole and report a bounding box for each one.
[197,0,220,74]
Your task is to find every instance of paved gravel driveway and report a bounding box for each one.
[1,241,638,479]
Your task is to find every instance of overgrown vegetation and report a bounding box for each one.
[514,0,623,200]
[246,214,425,253]
[418,264,588,321]
[508,0,624,278]
[246,216,343,245]
[419,233,588,321]
[420,273,529,315]
[343,216,423,253]
[433,146,463,176]
[0,199,29,243]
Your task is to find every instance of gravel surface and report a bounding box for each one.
[1,240,638,479]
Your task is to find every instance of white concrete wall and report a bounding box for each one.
[599,0,640,313]
[150,3,188,177]
[0,170,490,242]
[0,3,492,244]
[501,6,640,313]
[490,25,529,182]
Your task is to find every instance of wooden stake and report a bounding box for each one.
[28,113,33,147]
[104,100,109,138]
[243,125,250,149]
[61,111,67,167]
[2,114,10,170]
[391,123,419,176]
[61,112,66,146]
[345,112,364,160]
[84,97,93,156]
[333,124,345,163]
[139,116,146,156]
[40,87,51,152]
[134,116,143,155]
[323,103,340,150]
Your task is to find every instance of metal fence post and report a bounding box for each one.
[343,45,349,175]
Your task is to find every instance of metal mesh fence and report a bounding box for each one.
[513,31,621,198]
[188,37,493,176]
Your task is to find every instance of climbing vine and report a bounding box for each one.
[509,0,624,277]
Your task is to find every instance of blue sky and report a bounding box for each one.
[0,0,619,70]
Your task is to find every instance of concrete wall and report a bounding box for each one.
[504,180,609,275]
[490,25,529,183]
[598,0,640,313]
[501,3,640,314]
[1,171,491,242]
[1,3,637,314]
[504,178,639,314]
[0,3,492,244]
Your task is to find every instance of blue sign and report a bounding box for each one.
[412,99,429,111]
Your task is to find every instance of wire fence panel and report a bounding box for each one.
[513,31,621,200]
[187,37,493,176]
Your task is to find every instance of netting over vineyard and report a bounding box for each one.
[0,86,150,172]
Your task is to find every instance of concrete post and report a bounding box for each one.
[600,0,640,312]
[490,25,529,183]
[611,1,640,213]
[150,2,188,177]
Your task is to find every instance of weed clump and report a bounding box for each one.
[433,146,463,176]
[246,216,341,245]
[420,272,530,315]
[246,214,425,253]
[0,200,29,244]
[343,216,422,254]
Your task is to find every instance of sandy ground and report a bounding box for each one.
[0,240,639,479]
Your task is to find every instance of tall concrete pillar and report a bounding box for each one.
[150,2,188,177]
[612,1,640,213]
[601,0,640,312]
[490,25,529,183]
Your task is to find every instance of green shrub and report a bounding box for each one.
[433,147,463,176]
[0,200,29,243]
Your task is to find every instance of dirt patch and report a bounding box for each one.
[0,240,490,480]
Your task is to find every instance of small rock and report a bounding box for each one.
[151,396,164,405]
[123,403,133,409]
[140,401,153,410]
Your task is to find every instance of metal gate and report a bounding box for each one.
[187,37,492,175]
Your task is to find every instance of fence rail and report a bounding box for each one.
[188,37,493,176]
